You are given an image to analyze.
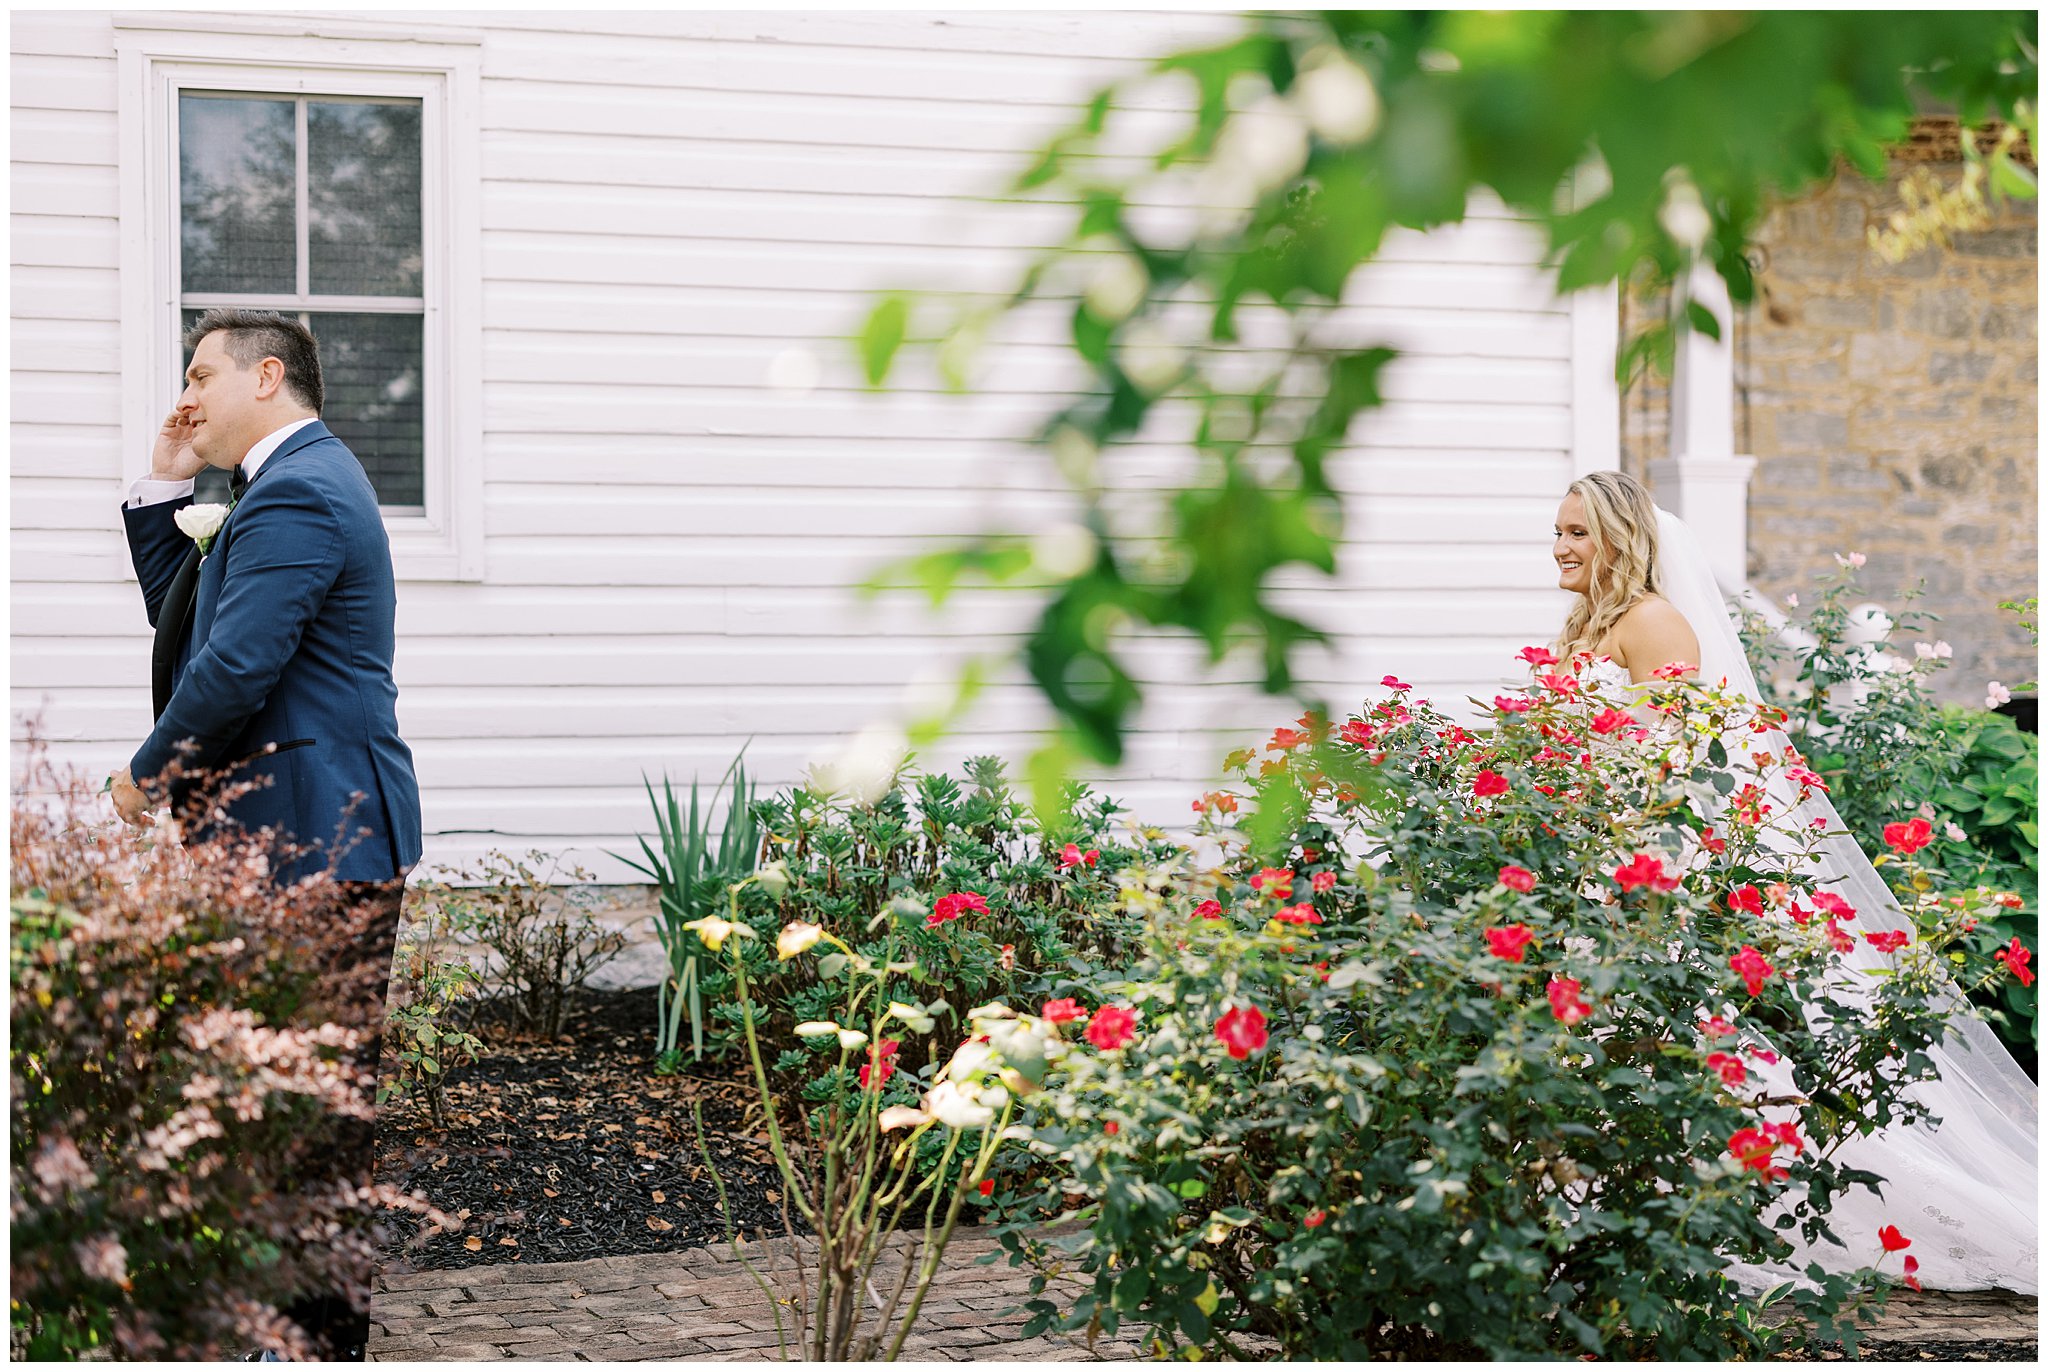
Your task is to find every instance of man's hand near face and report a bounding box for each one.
[153,406,207,482]
[109,766,154,827]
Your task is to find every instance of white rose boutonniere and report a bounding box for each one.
[174,503,231,556]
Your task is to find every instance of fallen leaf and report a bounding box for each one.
[456,1208,472,1220]
[543,1188,559,1198]
[766,1190,782,1204]
[647,1217,674,1233]
[652,1190,667,1204]
[635,1116,655,1126]
[464,1236,482,1252]
[602,1123,623,1134]
[559,1217,572,1227]
[499,1237,519,1247]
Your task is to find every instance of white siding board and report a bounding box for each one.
[13,9,1601,879]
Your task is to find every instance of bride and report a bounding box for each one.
[1547,470,2038,1296]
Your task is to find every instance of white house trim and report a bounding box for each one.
[113,18,484,579]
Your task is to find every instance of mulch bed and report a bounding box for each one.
[373,986,797,1272]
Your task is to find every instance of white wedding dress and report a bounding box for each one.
[1584,510,2038,1295]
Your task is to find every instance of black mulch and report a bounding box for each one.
[374,986,796,1272]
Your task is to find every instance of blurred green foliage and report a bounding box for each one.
[861,10,2037,810]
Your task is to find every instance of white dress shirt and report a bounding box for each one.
[125,416,320,509]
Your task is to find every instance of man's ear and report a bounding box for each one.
[254,356,287,401]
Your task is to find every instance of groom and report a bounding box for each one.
[110,308,421,1358]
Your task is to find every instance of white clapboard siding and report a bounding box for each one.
[11,9,1595,882]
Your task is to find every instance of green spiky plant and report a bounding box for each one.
[615,749,762,1071]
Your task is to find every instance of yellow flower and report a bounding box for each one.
[681,915,753,951]
[776,921,824,960]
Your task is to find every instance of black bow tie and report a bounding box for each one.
[230,464,249,499]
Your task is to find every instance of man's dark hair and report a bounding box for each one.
[184,308,323,414]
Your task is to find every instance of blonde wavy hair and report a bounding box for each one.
[1555,470,1661,661]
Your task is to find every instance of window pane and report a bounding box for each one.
[310,311,426,508]
[308,101,424,297]
[179,95,296,294]
[180,308,426,509]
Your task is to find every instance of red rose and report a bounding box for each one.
[1698,827,1728,856]
[1250,868,1296,901]
[1699,1014,1738,1039]
[1764,1120,1802,1153]
[1882,817,1934,856]
[1272,903,1322,926]
[1041,997,1087,1025]
[1612,852,1680,893]
[1864,930,1910,954]
[1726,1127,1785,1179]
[1651,661,1697,680]
[1903,1255,1922,1292]
[1879,1224,1911,1253]
[860,1039,901,1090]
[1340,719,1375,747]
[1085,1005,1138,1051]
[1824,919,1856,953]
[1547,976,1591,1026]
[1268,727,1311,752]
[1536,673,1580,695]
[1472,770,1510,798]
[1494,695,1536,715]
[1214,1004,1270,1061]
[1104,1121,1119,1136]
[1729,944,1775,997]
[1705,1051,1746,1087]
[977,1178,995,1197]
[1485,924,1536,963]
[1518,645,1559,667]
[1726,885,1764,916]
[1811,891,1856,921]
[1193,899,1224,921]
[1381,675,1411,692]
[1996,937,2035,987]
[1304,1209,1327,1229]
[928,891,990,927]
[1497,865,1536,893]
[1311,871,1337,894]
[1589,708,1633,735]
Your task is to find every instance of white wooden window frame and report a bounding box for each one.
[114,15,484,580]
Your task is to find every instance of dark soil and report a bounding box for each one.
[374,985,794,1272]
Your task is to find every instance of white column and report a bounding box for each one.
[1648,263,1757,590]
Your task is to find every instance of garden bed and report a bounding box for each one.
[373,985,796,1271]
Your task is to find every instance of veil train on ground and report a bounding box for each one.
[1653,507,2038,1294]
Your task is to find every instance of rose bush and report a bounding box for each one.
[698,756,1174,1103]
[978,661,2028,1359]
[1740,564,2038,1069]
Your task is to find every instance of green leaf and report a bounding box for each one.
[859,293,911,387]
[1684,297,1722,342]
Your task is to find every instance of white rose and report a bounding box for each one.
[924,1080,995,1130]
[174,503,230,544]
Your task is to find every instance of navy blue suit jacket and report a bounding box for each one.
[124,421,423,883]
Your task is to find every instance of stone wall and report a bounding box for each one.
[1621,141,2038,704]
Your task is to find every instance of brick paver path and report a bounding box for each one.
[369,1234,2037,1362]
